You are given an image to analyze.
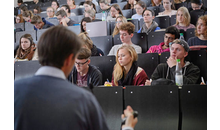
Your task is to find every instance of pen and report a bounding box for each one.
[107,79,109,82]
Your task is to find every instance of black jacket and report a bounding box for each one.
[151,61,200,84]
[68,64,102,87]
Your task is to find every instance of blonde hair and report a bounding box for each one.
[78,32,93,50]
[195,15,207,38]
[175,7,191,26]
[113,45,138,86]
[112,16,127,37]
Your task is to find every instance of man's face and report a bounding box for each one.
[164,33,175,46]
[75,59,90,73]
[34,22,43,29]
[170,43,188,60]
[57,15,64,24]
[99,3,107,10]
[191,3,202,10]
[119,30,133,44]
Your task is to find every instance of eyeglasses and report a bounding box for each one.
[75,60,88,66]
[164,35,174,41]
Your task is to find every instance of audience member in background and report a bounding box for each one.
[150,0,163,7]
[46,7,55,20]
[15,15,24,23]
[174,0,188,4]
[80,17,92,32]
[138,9,160,34]
[68,48,102,87]
[56,10,76,26]
[123,0,139,10]
[105,45,148,86]
[189,0,207,12]
[108,22,142,56]
[84,1,97,12]
[33,5,42,15]
[84,9,101,22]
[22,10,34,22]
[31,15,54,30]
[131,1,146,21]
[112,16,127,37]
[67,0,78,9]
[147,26,180,54]
[78,32,104,56]
[79,0,99,7]
[98,0,111,13]
[145,39,200,85]
[107,4,123,22]
[33,0,42,6]
[61,5,75,17]
[187,15,207,48]
[14,34,38,63]
[20,6,28,15]
[17,0,26,8]
[158,0,177,17]
[51,1,60,11]
[173,7,195,31]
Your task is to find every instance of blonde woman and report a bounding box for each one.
[173,7,195,31]
[112,16,127,37]
[46,7,55,20]
[158,0,177,17]
[105,45,148,86]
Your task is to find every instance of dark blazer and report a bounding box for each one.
[14,75,108,130]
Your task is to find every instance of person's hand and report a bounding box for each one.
[145,79,152,86]
[167,56,177,68]
[121,106,138,129]
[60,18,68,26]
[115,14,120,18]
[104,81,112,86]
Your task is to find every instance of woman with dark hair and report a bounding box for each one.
[84,1,97,12]
[150,0,163,7]
[158,0,177,17]
[80,17,92,32]
[33,5,42,15]
[107,4,123,22]
[123,0,139,10]
[51,1,60,11]
[67,0,78,9]
[14,34,38,63]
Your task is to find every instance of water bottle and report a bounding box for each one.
[175,59,183,88]
[179,33,184,40]
[102,11,106,21]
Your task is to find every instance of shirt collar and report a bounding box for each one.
[35,66,66,80]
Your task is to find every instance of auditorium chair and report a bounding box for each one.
[190,9,206,26]
[15,23,25,31]
[47,18,59,25]
[122,9,133,18]
[37,28,48,41]
[170,15,177,26]
[16,30,37,43]
[69,15,84,24]
[25,22,34,31]
[154,15,170,29]
[67,26,81,35]
[147,31,165,50]
[71,8,85,16]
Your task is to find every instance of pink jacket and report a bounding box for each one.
[146,42,170,54]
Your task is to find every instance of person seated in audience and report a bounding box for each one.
[17,0,26,8]
[31,15,54,30]
[15,15,24,23]
[22,10,33,22]
[56,10,76,26]
[173,7,195,31]
[145,39,200,85]
[33,5,42,15]
[150,0,163,7]
[105,45,148,86]
[158,0,177,17]
[106,4,124,22]
[147,26,180,54]
[80,17,92,32]
[98,0,111,13]
[123,0,139,10]
[174,0,188,4]
[78,32,104,56]
[68,48,102,87]
[138,9,160,35]
[14,34,38,63]
[33,0,42,7]
[112,16,127,37]
[67,0,79,9]
[46,7,55,20]
[79,0,99,7]
[131,1,146,21]
[108,22,142,56]
[61,5,75,17]
[188,0,207,12]
[20,6,28,15]
[187,15,207,49]
[84,9,102,22]
[84,1,97,12]
[51,1,60,11]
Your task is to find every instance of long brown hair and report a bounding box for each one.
[112,16,127,37]
[195,15,207,38]
[16,34,36,60]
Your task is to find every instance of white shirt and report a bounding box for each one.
[35,66,66,80]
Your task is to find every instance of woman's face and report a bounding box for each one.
[177,10,185,24]
[143,10,154,23]
[67,0,74,6]
[110,7,119,17]
[21,38,31,50]
[163,0,172,10]
[135,4,144,15]
[197,19,206,36]
[117,48,132,67]
[51,2,58,10]
[33,9,38,14]
[82,21,87,31]
[153,0,160,5]
[84,4,93,12]
[128,0,134,5]
[16,16,21,23]
[116,18,123,28]
[47,8,54,18]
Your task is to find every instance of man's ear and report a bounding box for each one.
[184,51,188,58]
[87,59,91,64]
[130,33,134,38]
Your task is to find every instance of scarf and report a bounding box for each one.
[18,44,36,60]
[118,61,138,86]
[141,21,159,35]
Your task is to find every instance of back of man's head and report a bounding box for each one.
[56,9,67,17]
[165,26,180,39]
[61,5,71,13]
[77,48,91,60]
[31,15,42,24]
[37,25,82,68]
[191,0,203,5]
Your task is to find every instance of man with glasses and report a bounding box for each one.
[55,10,76,26]
[146,26,180,54]
[68,48,102,87]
